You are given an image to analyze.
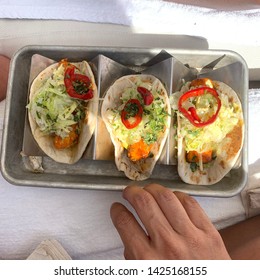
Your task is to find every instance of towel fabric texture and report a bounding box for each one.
[1,0,260,47]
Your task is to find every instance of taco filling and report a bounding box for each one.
[27,61,93,150]
[105,78,168,161]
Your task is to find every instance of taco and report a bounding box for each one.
[101,74,171,180]
[172,78,244,185]
[27,59,98,164]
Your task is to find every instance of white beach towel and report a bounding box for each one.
[0,0,260,47]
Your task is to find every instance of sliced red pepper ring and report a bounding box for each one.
[178,86,221,128]
[137,86,154,105]
[121,99,143,129]
[188,107,201,122]
[64,65,93,100]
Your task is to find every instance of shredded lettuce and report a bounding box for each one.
[27,64,85,138]
[106,78,168,149]
[173,89,242,153]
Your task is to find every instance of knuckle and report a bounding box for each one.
[183,195,200,209]
[159,188,176,202]
[132,190,154,209]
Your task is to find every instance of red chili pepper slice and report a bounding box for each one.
[178,86,221,128]
[64,65,93,100]
[137,86,154,105]
[121,99,143,129]
[188,107,201,122]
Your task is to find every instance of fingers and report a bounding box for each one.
[110,202,150,259]
[123,184,215,236]
[122,185,178,241]
[173,191,216,232]
[143,184,196,234]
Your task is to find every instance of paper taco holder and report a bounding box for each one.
[0,46,248,197]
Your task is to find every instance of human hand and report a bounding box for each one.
[110,183,231,260]
[0,55,10,101]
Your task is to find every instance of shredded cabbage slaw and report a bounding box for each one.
[27,64,86,139]
[171,82,242,154]
[105,77,169,149]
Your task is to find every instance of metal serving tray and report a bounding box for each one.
[0,46,248,197]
